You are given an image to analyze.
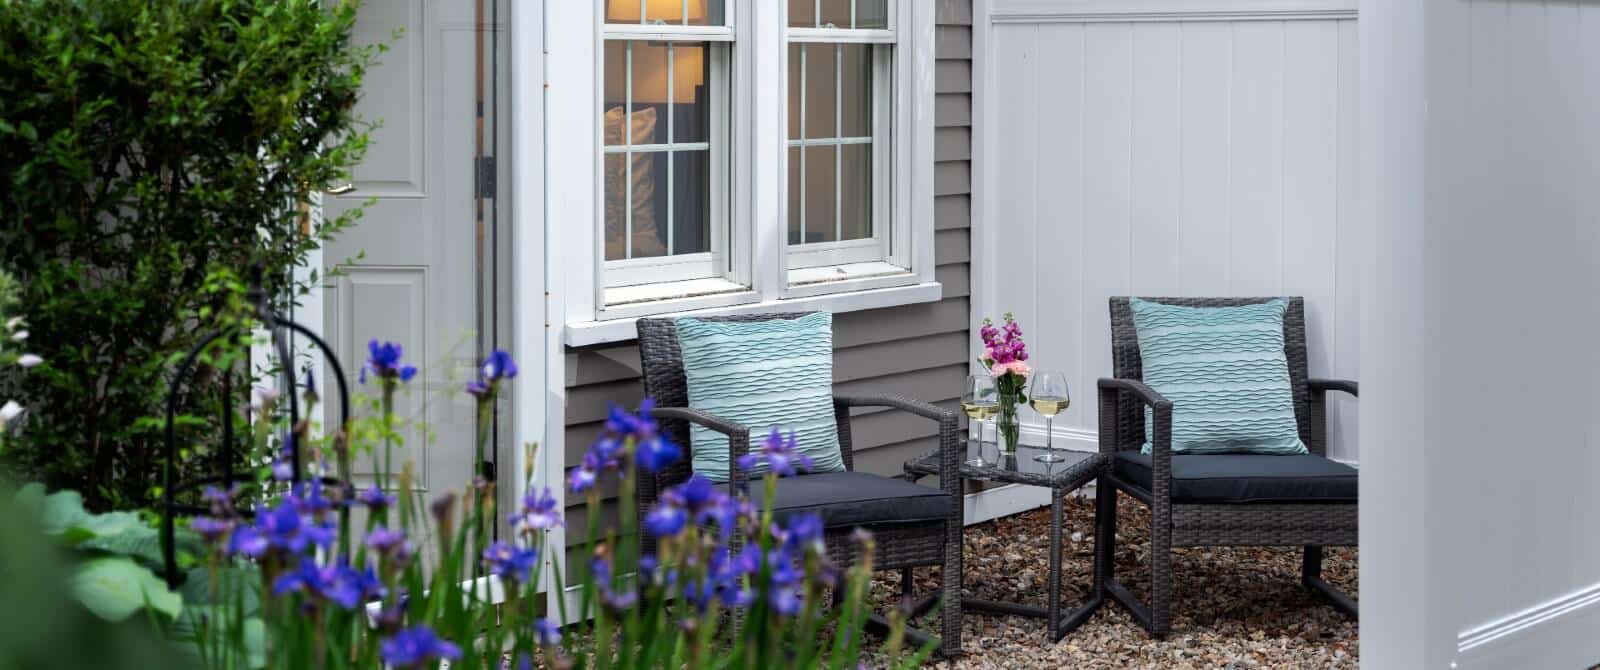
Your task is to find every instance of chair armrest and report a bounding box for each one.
[1097,378,1175,507]
[649,406,753,494]
[834,395,962,497]
[1096,377,1172,412]
[834,394,957,423]
[1309,378,1359,398]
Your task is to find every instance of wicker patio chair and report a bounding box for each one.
[636,313,964,657]
[1096,297,1359,638]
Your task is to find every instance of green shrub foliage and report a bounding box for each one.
[0,0,376,509]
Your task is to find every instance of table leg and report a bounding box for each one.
[1047,486,1063,634]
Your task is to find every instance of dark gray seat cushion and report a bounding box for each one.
[1114,451,1358,504]
[737,471,950,528]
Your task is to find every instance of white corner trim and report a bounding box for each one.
[1454,582,1600,668]
[563,280,942,347]
[964,483,1051,526]
[990,0,1356,24]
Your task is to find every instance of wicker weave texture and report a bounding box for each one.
[634,313,965,656]
[1099,296,1359,638]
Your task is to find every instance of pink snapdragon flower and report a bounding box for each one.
[978,313,1030,377]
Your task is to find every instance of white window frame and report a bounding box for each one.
[599,8,741,290]
[552,0,937,346]
[783,7,900,276]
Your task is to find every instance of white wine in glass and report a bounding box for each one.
[1031,371,1071,463]
[962,374,999,467]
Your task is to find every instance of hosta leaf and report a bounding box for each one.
[69,557,183,622]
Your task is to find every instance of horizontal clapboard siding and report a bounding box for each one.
[562,0,974,542]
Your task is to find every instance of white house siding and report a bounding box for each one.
[974,1,1361,463]
[561,0,976,539]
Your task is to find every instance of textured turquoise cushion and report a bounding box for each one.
[1129,298,1307,455]
[676,313,846,482]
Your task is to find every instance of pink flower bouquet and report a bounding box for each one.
[978,313,1030,453]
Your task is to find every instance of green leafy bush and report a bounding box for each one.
[0,0,376,509]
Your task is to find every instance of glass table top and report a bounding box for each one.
[906,438,1104,488]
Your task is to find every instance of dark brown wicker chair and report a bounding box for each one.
[636,313,964,656]
[1096,297,1359,638]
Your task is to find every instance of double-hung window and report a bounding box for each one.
[601,1,734,293]
[784,0,901,284]
[566,0,935,344]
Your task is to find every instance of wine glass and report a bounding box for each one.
[961,374,999,467]
[1030,371,1072,463]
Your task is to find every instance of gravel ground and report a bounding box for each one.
[868,495,1358,669]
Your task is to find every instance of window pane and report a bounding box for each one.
[673,43,711,144]
[840,44,872,137]
[788,148,803,244]
[671,151,711,254]
[803,43,836,140]
[819,0,851,28]
[840,143,872,241]
[787,44,802,139]
[629,41,669,145]
[855,0,889,29]
[629,152,669,259]
[602,41,627,146]
[803,145,837,243]
[788,0,816,28]
[684,0,725,25]
[604,154,627,260]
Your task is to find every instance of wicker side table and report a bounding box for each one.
[906,441,1108,641]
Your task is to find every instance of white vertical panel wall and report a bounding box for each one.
[975,1,1360,462]
[1360,0,1600,666]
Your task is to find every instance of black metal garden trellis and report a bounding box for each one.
[159,280,354,589]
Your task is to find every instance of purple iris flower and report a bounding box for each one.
[508,487,563,531]
[191,516,233,543]
[291,482,334,518]
[533,618,561,646]
[567,457,599,494]
[227,525,267,557]
[780,513,826,554]
[465,349,518,398]
[380,626,462,668]
[253,498,336,556]
[365,526,408,555]
[482,541,539,584]
[736,428,814,478]
[273,559,385,610]
[357,484,396,511]
[361,340,418,385]
[764,550,806,617]
[634,434,681,472]
[201,485,236,517]
[481,349,518,381]
[604,399,658,440]
[644,502,688,537]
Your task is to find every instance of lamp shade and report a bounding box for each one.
[606,0,711,24]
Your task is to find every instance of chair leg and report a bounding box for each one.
[940,520,964,657]
[1302,545,1359,620]
[900,567,915,601]
[1149,507,1173,638]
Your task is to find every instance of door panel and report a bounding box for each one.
[323,0,490,501]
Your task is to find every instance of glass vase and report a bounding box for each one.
[996,390,1023,455]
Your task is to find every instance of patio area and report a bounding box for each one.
[873,495,1358,669]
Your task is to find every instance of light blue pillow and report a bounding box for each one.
[676,313,846,482]
[1129,298,1307,455]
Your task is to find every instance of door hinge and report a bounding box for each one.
[475,155,497,199]
[480,459,497,483]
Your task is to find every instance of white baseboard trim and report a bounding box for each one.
[1455,580,1600,668]
[963,482,1051,525]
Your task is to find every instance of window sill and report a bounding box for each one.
[565,280,943,347]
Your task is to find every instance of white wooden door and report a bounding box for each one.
[322,0,506,506]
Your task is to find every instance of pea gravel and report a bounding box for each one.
[867,495,1358,669]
